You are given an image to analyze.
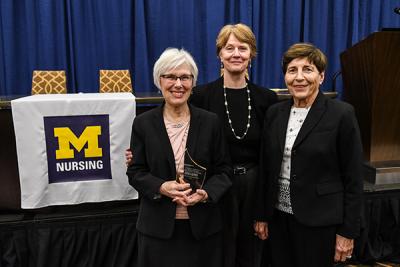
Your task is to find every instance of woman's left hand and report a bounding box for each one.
[334,234,354,262]
[176,189,208,206]
[254,221,268,240]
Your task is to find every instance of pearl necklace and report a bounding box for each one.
[223,83,251,140]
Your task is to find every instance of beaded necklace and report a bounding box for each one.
[223,83,251,140]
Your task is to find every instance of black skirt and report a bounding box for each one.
[137,219,222,267]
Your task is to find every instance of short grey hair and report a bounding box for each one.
[153,48,198,89]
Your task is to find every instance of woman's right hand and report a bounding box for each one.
[159,181,191,203]
[125,148,133,167]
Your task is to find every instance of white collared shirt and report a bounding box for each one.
[276,106,310,214]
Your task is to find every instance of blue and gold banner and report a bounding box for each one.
[44,114,111,183]
[11,93,137,208]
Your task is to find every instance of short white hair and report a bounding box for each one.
[153,48,198,89]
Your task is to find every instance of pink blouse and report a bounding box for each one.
[164,117,190,219]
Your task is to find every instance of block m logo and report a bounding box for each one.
[44,114,111,183]
[54,126,103,159]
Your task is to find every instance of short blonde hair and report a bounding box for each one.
[216,23,257,59]
[282,43,327,74]
[153,48,198,89]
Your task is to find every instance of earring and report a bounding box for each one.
[245,61,251,80]
[220,62,224,77]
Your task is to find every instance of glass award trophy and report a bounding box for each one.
[183,148,207,190]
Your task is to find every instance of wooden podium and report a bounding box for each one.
[341,31,400,184]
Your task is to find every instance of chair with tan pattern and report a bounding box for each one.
[99,69,133,93]
[31,70,67,95]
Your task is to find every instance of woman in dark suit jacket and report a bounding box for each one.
[255,43,363,267]
[127,48,232,267]
[191,23,277,267]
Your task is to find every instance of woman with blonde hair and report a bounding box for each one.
[191,23,277,267]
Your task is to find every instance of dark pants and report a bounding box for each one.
[268,209,337,267]
[221,166,263,267]
[137,220,222,267]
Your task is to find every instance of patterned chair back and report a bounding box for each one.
[31,70,67,95]
[99,70,133,93]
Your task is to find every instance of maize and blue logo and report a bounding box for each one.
[44,115,111,183]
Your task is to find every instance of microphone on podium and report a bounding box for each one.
[394,7,400,15]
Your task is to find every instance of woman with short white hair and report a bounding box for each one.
[127,48,232,267]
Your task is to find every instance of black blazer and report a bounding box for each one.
[257,91,363,238]
[190,77,278,128]
[127,104,232,240]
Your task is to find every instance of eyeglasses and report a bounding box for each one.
[160,74,193,83]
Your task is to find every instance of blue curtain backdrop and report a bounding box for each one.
[0,0,400,97]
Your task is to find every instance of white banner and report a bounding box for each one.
[11,93,137,209]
